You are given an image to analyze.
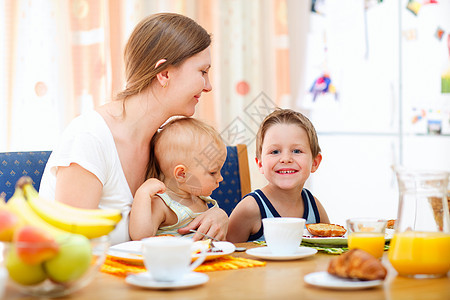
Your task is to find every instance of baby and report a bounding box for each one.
[129,117,227,240]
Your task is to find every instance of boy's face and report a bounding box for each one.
[182,142,226,197]
[256,123,321,190]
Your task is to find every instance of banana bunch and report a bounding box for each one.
[6,187,68,237]
[7,176,122,239]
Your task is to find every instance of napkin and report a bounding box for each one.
[101,255,266,277]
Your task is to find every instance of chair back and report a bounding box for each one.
[211,144,251,216]
[0,151,52,201]
[0,146,251,215]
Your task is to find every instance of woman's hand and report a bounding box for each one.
[178,206,229,241]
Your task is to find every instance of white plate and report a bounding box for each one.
[126,272,209,290]
[193,241,236,261]
[246,246,317,260]
[108,241,145,262]
[304,272,384,290]
[302,229,394,247]
[108,240,235,262]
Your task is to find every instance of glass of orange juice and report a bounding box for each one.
[346,218,387,259]
[389,169,450,278]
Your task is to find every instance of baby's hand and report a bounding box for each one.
[141,178,166,197]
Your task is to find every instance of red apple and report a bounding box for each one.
[0,209,21,242]
[14,225,60,265]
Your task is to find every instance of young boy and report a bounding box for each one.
[129,117,227,240]
[227,108,330,243]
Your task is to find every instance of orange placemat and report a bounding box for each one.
[101,255,266,277]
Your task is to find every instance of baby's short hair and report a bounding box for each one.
[148,117,225,179]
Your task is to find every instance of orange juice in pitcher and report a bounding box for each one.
[389,169,450,278]
[388,231,450,276]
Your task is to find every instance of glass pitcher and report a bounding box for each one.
[388,169,450,278]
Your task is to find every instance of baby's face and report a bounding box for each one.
[183,142,226,196]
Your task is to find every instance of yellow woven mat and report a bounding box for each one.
[101,255,266,277]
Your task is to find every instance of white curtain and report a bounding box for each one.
[1,0,310,190]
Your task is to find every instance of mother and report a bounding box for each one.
[39,13,228,245]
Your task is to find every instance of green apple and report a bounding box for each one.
[44,234,92,283]
[5,245,47,285]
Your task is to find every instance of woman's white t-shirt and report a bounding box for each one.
[40,110,133,245]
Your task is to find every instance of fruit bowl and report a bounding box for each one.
[0,235,109,298]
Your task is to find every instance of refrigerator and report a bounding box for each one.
[300,0,450,226]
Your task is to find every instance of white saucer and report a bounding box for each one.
[304,272,383,290]
[246,246,317,260]
[126,272,209,290]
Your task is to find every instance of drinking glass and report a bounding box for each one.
[346,218,387,259]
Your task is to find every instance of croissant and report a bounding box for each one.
[328,249,387,281]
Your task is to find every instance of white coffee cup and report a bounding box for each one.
[141,236,207,282]
[262,217,306,255]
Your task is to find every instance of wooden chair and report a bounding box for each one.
[0,146,251,215]
[211,144,251,216]
[0,151,52,201]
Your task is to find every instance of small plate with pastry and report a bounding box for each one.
[304,249,387,290]
[302,223,394,247]
[302,223,348,247]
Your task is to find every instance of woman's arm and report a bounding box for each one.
[54,163,103,208]
[177,206,229,241]
[129,178,166,240]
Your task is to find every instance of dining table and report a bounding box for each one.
[3,242,450,300]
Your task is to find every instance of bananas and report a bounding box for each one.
[8,176,122,239]
[7,187,69,237]
[22,183,122,223]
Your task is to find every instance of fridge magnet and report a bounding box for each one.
[442,69,450,93]
[442,34,450,93]
[435,27,444,41]
[406,0,422,16]
[309,73,338,102]
[428,119,442,135]
[411,108,426,124]
[402,28,417,41]
[422,0,439,5]
[311,0,326,15]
